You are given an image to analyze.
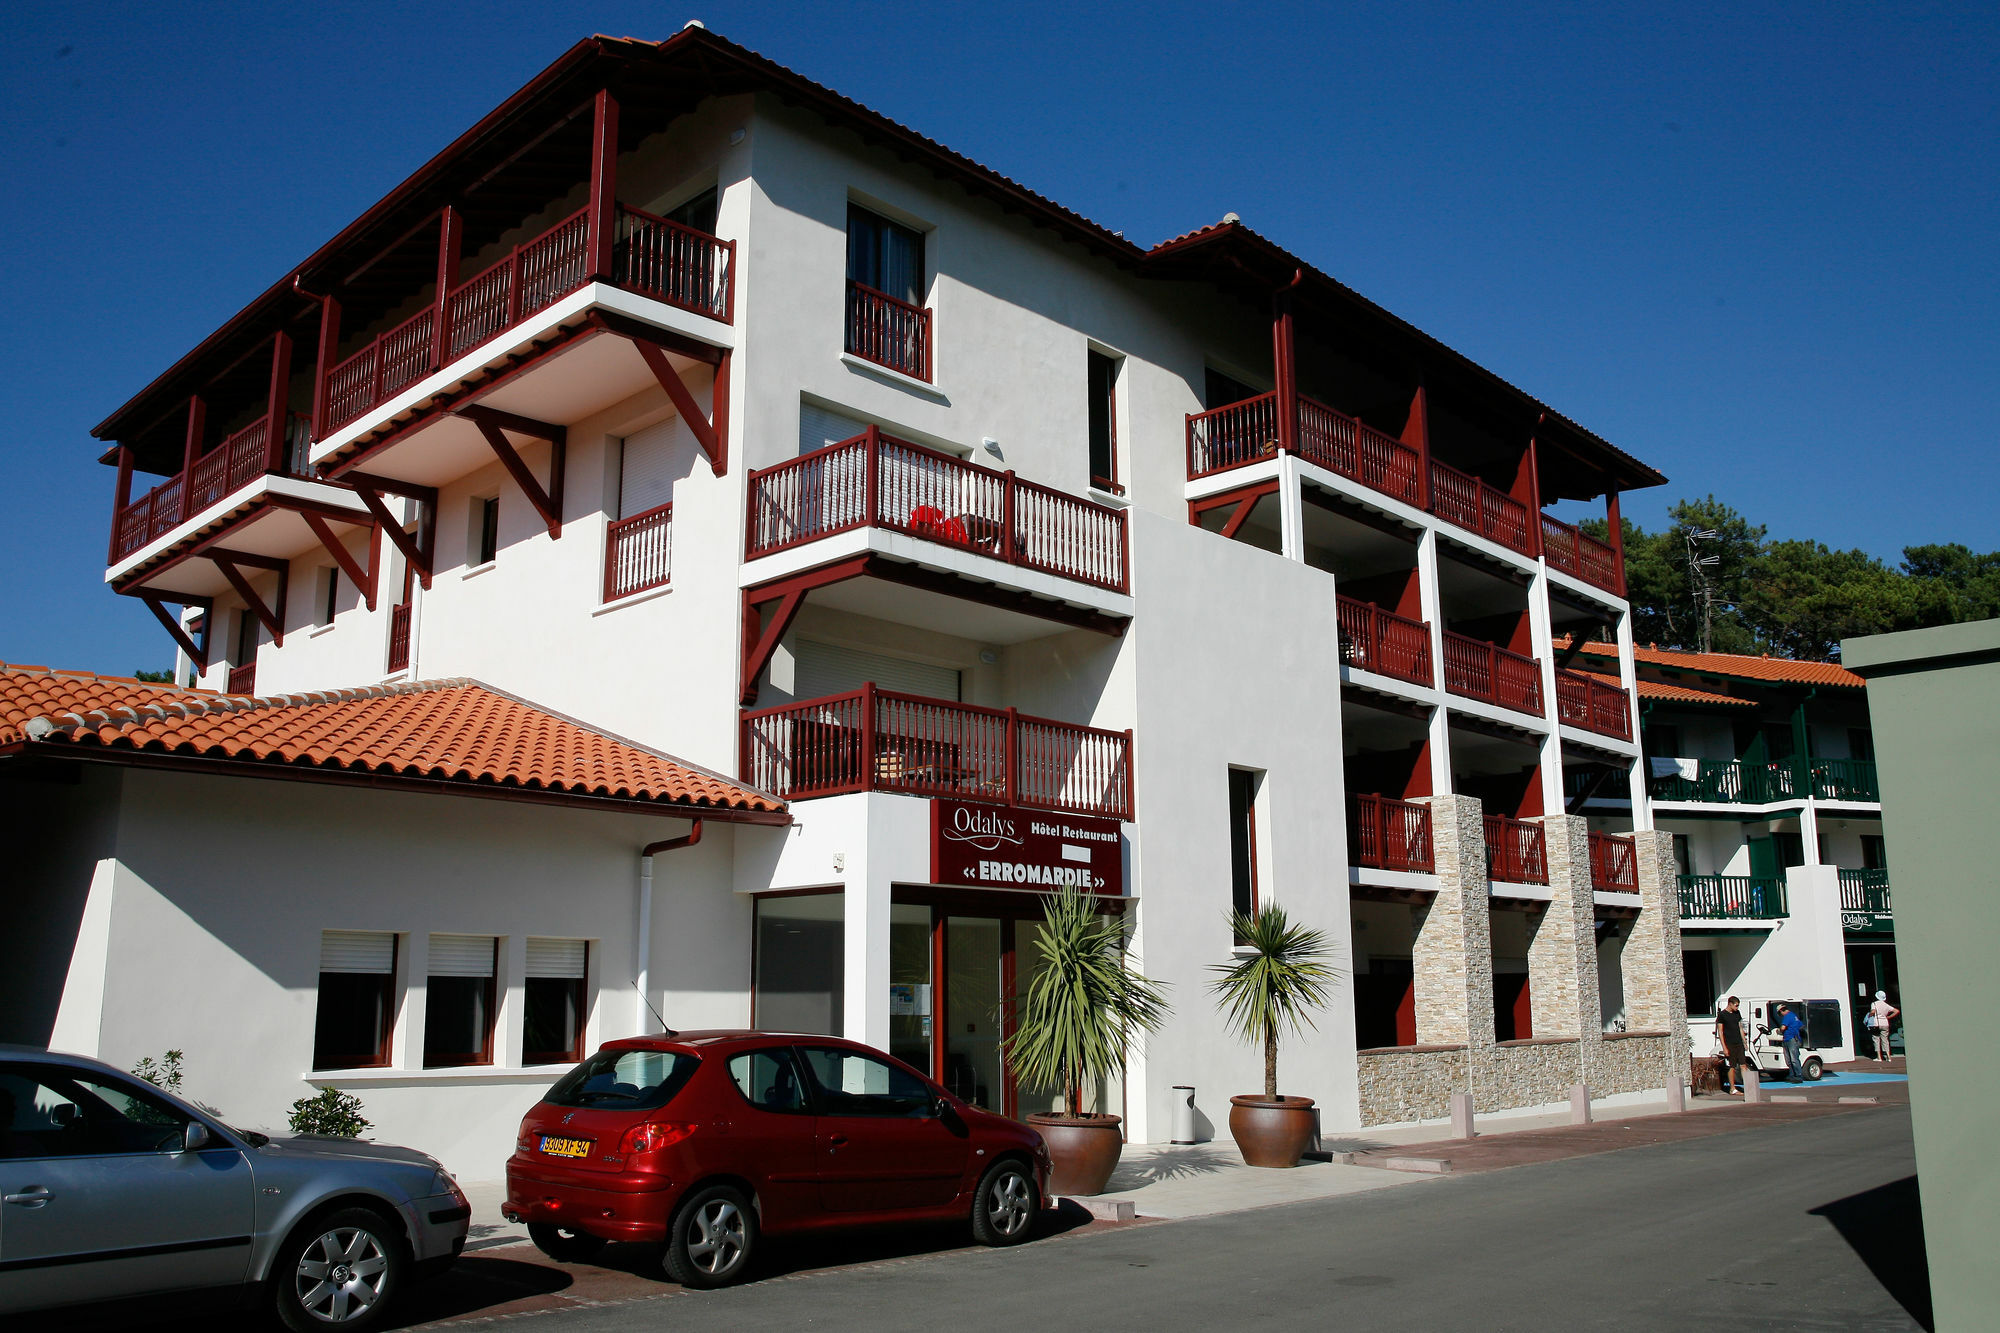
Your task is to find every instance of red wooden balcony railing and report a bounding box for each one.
[1554,668,1632,740]
[1429,459,1533,556]
[740,685,1132,820]
[845,281,932,381]
[111,414,313,561]
[1539,513,1621,593]
[745,428,1128,593]
[1296,398,1423,507]
[1336,596,1433,686]
[1588,831,1637,891]
[1186,391,1281,477]
[1351,794,1434,872]
[604,501,673,601]
[323,205,733,434]
[1441,631,1543,714]
[386,603,413,673]
[226,663,257,696]
[1485,814,1548,885]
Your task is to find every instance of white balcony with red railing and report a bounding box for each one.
[320,204,734,439]
[1186,392,1622,592]
[1351,794,1435,874]
[603,502,673,602]
[1554,668,1633,742]
[740,685,1132,821]
[1441,631,1543,717]
[1485,814,1548,886]
[845,281,932,382]
[1336,596,1434,689]
[744,427,1130,602]
[1588,831,1637,892]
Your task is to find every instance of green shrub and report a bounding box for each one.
[288,1088,372,1138]
[131,1050,186,1096]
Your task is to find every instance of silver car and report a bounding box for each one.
[0,1047,469,1330]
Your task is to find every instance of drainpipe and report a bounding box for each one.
[635,820,703,1034]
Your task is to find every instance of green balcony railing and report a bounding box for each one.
[1812,758,1880,802]
[1678,873,1788,920]
[1837,867,1892,914]
[1650,759,1797,805]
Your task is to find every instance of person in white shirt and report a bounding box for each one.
[1865,991,1900,1062]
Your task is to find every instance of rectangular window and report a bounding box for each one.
[234,607,259,666]
[1087,349,1120,493]
[1683,950,1718,1017]
[524,938,589,1066]
[1672,833,1692,877]
[846,205,924,305]
[1228,768,1261,924]
[424,934,497,1068]
[666,186,719,235]
[317,566,340,627]
[1204,367,1258,410]
[752,893,844,1035]
[1860,834,1887,870]
[1847,728,1875,761]
[472,496,500,567]
[313,931,397,1070]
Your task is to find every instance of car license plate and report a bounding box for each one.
[539,1135,592,1159]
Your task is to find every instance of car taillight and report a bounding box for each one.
[517,1127,539,1152]
[618,1122,697,1155]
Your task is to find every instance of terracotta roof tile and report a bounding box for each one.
[1571,640,1863,688]
[0,667,784,819]
[1634,678,1757,708]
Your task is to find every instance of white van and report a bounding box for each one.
[1688,998,1843,1081]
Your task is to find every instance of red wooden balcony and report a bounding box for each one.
[1554,668,1632,741]
[1539,513,1620,593]
[1429,459,1532,556]
[1336,596,1433,687]
[745,427,1128,594]
[386,602,412,673]
[323,205,734,435]
[1588,831,1637,891]
[603,501,673,601]
[1351,794,1434,873]
[845,280,932,381]
[226,663,257,696]
[1187,392,1423,509]
[1441,631,1543,715]
[111,414,313,562]
[740,685,1132,821]
[1485,814,1548,885]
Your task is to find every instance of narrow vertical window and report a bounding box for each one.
[235,607,259,666]
[474,496,500,566]
[425,934,498,1068]
[1087,349,1120,493]
[1228,768,1261,922]
[524,938,590,1066]
[314,931,397,1070]
[846,205,929,380]
[318,566,340,627]
[846,205,924,304]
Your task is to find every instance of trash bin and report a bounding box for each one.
[1171,1085,1197,1144]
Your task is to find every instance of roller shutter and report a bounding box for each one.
[794,640,961,701]
[320,930,394,975]
[428,934,497,978]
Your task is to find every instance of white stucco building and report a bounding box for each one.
[31,27,1694,1180]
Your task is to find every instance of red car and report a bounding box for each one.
[503,1032,1050,1287]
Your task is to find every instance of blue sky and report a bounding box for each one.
[3,1,1994,675]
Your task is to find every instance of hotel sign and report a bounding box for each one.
[930,799,1124,897]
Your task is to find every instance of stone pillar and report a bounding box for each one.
[1411,794,1495,1054]
[1623,829,1688,1085]
[1530,814,1603,1086]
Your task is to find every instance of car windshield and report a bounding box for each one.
[542,1049,699,1112]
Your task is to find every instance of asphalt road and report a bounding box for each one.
[520,1105,1929,1332]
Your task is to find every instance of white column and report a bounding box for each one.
[1616,608,1653,830]
[1527,566,1563,816]
[1417,528,1453,794]
[1799,801,1823,865]
[842,802,893,1051]
[392,932,426,1070]
[1277,453,1306,563]
[496,936,526,1068]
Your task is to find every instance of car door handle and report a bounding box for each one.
[827,1134,850,1150]
[4,1187,51,1207]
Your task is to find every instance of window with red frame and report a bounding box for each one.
[524,938,589,1066]
[424,934,497,1068]
[313,931,397,1070]
[1087,349,1122,494]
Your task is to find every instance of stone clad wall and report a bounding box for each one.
[1473,1038,1582,1110]
[1355,1045,1469,1125]
[1596,1032,1681,1096]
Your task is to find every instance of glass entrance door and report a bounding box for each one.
[942,917,1005,1112]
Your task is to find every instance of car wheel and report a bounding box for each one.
[662,1184,757,1289]
[528,1223,608,1263]
[970,1158,1038,1247]
[1804,1057,1824,1081]
[272,1207,405,1332]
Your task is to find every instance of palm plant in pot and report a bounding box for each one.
[1209,903,1336,1168]
[1005,886,1170,1197]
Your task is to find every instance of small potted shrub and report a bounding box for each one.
[1210,903,1336,1168]
[1006,886,1170,1196]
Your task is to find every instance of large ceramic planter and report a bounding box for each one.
[1027,1112,1124,1197]
[1227,1095,1317,1168]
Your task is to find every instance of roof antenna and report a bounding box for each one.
[633,982,676,1037]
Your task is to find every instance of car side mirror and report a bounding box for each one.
[181,1122,213,1153]
[931,1095,954,1119]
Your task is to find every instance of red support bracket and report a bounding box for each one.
[345,472,438,590]
[739,554,874,705]
[454,405,567,539]
[136,592,211,671]
[1188,479,1279,539]
[302,511,379,610]
[632,339,725,476]
[207,548,289,647]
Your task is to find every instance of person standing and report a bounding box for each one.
[1715,996,1748,1095]
[1776,1003,1807,1080]
[1866,991,1901,1062]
